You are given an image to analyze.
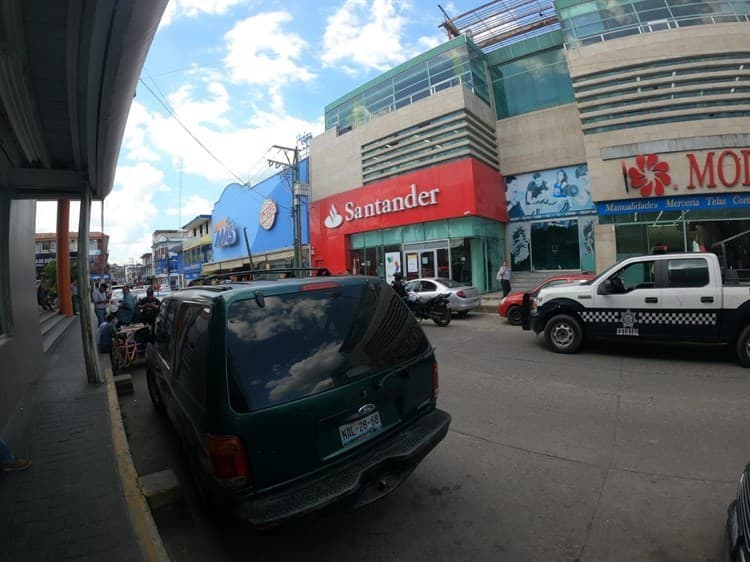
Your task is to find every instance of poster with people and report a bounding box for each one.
[506,165,595,221]
[385,252,401,285]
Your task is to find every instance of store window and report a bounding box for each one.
[347,217,503,293]
[531,220,581,270]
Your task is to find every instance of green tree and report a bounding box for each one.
[42,259,79,294]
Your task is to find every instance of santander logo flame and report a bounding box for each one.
[324,204,344,229]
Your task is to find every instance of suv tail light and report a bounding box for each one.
[456,290,465,298]
[205,434,251,487]
[432,361,439,401]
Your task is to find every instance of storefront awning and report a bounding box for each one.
[202,258,247,274]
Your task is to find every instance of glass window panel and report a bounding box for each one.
[492,49,575,118]
[350,232,365,249]
[423,221,448,240]
[364,230,383,247]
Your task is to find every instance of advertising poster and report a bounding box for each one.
[578,216,598,272]
[509,222,531,272]
[506,164,595,221]
[406,253,419,278]
[385,252,402,285]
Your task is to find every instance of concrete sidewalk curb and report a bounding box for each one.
[103,361,170,562]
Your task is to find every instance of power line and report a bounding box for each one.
[137,77,248,186]
[136,77,298,212]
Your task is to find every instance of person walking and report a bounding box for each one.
[497,259,512,298]
[71,280,79,315]
[92,283,108,325]
[0,436,31,472]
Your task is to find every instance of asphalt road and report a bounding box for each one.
[119,313,750,562]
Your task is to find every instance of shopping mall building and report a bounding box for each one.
[308,0,750,293]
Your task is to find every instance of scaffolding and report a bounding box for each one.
[438,0,560,53]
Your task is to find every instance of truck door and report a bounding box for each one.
[589,259,662,339]
[657,256,720,341]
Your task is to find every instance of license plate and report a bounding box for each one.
[339,411,382,446]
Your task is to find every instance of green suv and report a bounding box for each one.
[146,274,451,526]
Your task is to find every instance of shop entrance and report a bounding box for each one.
[403,242,450,280]
[531,220,581,270]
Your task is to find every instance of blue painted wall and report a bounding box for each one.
[211,159,309,263]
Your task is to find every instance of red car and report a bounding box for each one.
[498,273,596,325]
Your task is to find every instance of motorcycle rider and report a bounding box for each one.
[391,271,408,300]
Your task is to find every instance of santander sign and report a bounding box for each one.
[324,184,440,229]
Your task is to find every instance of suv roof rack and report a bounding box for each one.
[199,267,332,284]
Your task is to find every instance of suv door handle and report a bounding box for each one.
[701,296,714,303]
[645,297,658,303]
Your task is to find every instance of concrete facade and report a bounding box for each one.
[496,103,587,176]
[311,86,497,201]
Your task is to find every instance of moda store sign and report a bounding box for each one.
[324,184,440,229]
[621,149,750,197]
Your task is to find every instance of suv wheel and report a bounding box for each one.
[146,369,165,413]
[544,314,583,353]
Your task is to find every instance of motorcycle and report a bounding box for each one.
[392,280,452,327]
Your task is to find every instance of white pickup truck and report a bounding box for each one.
[522,252,750,366]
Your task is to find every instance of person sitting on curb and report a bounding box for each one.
[0,436,31,472]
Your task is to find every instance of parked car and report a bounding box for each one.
[404,277,480,316]
[146,275,451,527]
[498,273,595,325]
[106,285,125,315]
[132,288,147,302]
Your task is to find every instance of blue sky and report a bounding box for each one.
[36,0,479,263]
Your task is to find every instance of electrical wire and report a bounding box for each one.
[137,77,249,187]
[136,77,301,211]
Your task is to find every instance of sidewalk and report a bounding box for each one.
[478,290,504,313]
[0,317,152,561]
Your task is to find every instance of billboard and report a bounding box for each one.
[505,164,595,221]
[211,159,309,264]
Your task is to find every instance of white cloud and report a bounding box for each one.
[165,194,213,221]
[127,85,322,186]
[159,0,249,27]
[122,101,161,162]
[321,0,414,73]
[223,11,315,91]
[102,163,166,263]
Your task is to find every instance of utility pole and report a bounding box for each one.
[267,134,311,271]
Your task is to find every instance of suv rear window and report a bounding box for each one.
[226,282,430,412]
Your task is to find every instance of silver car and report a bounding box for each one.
[404,277,480,316]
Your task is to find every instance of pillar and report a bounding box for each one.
[56,199,73,316]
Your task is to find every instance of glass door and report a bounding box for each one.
[420,250,435,277]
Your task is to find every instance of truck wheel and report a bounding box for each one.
[544,314,583,354]
[507,305,522,326]
[736,325,750,367]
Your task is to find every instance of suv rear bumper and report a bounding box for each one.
[233,408,451,527]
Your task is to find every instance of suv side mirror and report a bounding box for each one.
[597,279,612,295]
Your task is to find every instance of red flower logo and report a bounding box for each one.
[627,154,671,197]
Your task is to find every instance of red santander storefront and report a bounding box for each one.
[310,158,507,294]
